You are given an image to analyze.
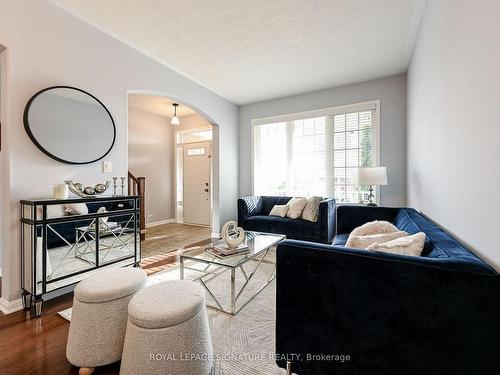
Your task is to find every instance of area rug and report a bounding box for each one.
[59,253,282,374]
[141,223,212,259]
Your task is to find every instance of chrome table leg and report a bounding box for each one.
[230,268,236,315]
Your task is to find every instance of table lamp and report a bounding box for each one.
[358,167,387,206]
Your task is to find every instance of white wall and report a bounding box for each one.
[0,46,5,276]
[128,107,174,225]
[0,0,238,302]
[407,0,500,270]
[238,74,407,206]
[128,109,214,226]
[176,112,212,132]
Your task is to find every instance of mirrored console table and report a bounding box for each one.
[20,196,141,317]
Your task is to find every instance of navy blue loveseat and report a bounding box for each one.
[237,196,336,244]
[276,205,500,374]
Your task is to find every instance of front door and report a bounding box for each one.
[183,141,211,226]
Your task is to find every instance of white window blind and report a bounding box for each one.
[253,103,378,203]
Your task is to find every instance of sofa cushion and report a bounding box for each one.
[243,215,320,242]
[261,196,293,215]
[286,198,308,219]
[269,204,289,217]
[346,231,409,249]
[367,232,426,256]
[400,208,496,273]
[394,210,434,254]
[350,220,399,237]
[301,196,323,222]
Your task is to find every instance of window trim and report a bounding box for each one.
[175,126,213,146]
[250,100,381,204]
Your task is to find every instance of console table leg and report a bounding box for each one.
[22,292,32,310]
[31,298,43,318]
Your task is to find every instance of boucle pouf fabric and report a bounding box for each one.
[74,266,147,303]
[66,267,147,368]
[120,280,213,375]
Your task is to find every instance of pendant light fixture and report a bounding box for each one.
[171,103,180,125]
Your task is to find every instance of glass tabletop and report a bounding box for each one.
[181,231,285,267]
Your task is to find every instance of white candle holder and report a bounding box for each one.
[53,184,69,200]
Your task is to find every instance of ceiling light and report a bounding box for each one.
[171,103,180,125]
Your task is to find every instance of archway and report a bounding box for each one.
[126,90,220,265]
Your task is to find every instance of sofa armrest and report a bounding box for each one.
[275,240,500,374]
[237,196,262,226]
[336,205,401,234]
[318,198,336,243]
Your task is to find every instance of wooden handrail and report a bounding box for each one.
[128,171,146,241]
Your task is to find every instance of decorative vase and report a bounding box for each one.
[221,221,245,249]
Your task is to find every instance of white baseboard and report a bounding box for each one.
[0,297,23,315]
[145,219,175,228]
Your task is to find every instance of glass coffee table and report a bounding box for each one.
[180,231,285,315]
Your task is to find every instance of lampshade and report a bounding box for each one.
[170,116,180,125]
[170,103,180,125]
[358,167,388,186]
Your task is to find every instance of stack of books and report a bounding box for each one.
[206,240,250,258]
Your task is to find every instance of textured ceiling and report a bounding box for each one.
[50,0,426,105]
[129,94,197,118]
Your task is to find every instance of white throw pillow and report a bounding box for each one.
[301,196,323,222]
[349,220,399,237]
[269,204,289,218]
[367,232,426,257]
[286,198,308,219]
[65,203,89,216]
[346,231,408,249]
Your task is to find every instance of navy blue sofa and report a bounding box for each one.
[276,205,500,374]
[237,196,336,244]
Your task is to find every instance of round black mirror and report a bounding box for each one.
[24,86,116,164]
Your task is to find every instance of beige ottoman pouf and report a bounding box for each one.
[66,267,147,375]
[120,280,213,375]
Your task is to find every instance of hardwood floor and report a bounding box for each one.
[0,237,215,375]
[141,223,212,259]
[0,290,121,374]
[140,237,213,274]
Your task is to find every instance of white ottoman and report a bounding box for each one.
[66,267,147,375]
[120,280,213,375]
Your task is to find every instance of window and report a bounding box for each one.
[252,101,379,203]
[176,129,212,144]
[187,147,205,156]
